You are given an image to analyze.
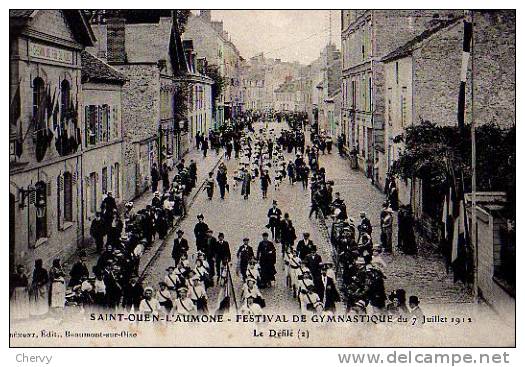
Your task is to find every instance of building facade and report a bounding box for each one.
[183,10,243,127]
[80,50,126,236]
[340,10,461,188]
[89,13,187,200]
[382,11,515,218]
[9,10,95,270]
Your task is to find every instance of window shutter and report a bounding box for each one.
[57,175,63,230]
[47,181,52,196]
[29,191,36,205]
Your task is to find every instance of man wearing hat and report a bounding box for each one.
[236,238,254,280]
[257,233,277,288]
[172,229,189,266]
[358,212,373,237]
[215,233,231,278]
[267,201,282,240]
[317,263,340,313]
[90,212,105,253]
[304,245,323,283]
[380,204,393,253]
[69,250,89,287]
[296,233,314,261]
[193,214,209,253]
[331,192,348,220]
[409,295,423,323]
[122,276,143,312]
[164,266,180,291]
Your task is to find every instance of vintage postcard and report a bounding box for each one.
[9,9,515,347]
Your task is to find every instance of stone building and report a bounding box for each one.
[340,10,461,188]
[242,53,303,115]
[183,10,243,126]
[89,12,188,200]
[183,40,214,146]
[9,10,96,270]
[381,11,515,219]
[80,50,126,236]
[316,43,341,137]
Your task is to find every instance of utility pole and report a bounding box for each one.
[470,10,478,301]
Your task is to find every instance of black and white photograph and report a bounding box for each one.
[8,7,516,350]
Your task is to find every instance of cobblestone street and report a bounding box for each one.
[318,152,471,305]
[143,121,472,314]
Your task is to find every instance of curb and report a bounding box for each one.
[139,154,225,281]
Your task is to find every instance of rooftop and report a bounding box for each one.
[381,17,462,63]
[81,50,126,84]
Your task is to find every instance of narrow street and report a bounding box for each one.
[143,121,337,313]
[142,120,471,314]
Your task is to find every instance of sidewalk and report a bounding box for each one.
[62,147,224,284]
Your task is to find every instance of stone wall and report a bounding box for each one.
[469,206,515,323]
[114,63,160,201]
[472,11,515,129]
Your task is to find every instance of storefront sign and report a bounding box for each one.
[29,42,73,64]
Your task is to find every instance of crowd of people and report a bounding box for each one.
[10,112,423,322]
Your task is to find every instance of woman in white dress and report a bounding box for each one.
[49,258,66,312]
[10,265,30,320]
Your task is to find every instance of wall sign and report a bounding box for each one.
[29,42,73,64]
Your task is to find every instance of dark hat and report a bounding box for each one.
[262,232,269,237]
[409,295,420,305]
[78,250,87,258]
[218,232,225,238]
[321,263,333,270]
[243,237,249,241]
[166,266,175,271]
[159,281,167,287]
[176,229,184,235]
[197,213,204,219]
[272,200,278,205]
[303,232,310,237]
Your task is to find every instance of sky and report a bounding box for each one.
[202,10,341,65]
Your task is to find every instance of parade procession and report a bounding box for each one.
[9,9,515,348]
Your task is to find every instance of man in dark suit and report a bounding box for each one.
[194,214,209,253]
[236,238,254,280]
[215,232,231,277]
[304,245,323,282]
[267,201,282,241]
[296,232,314,260]
[172,229,189,266]
[257,232,277,288]
[317,263,340,313]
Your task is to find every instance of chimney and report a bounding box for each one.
[106,17,127,64]
[200,10,211,22]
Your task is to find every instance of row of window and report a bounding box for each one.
[31,163,121,241]
[32,171,75,241]
[342,75,372,113]
[342,21,373,69]
[84,105,120,147]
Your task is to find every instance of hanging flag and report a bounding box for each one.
[457,11,472,129]
[441,191,449,240]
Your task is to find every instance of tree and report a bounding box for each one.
[391,120,515,220]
